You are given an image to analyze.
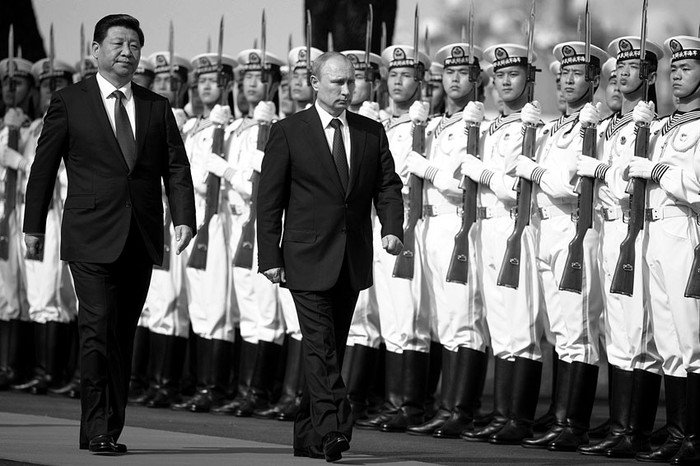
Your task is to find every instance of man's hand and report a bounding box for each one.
[461,153,486,182]
[4,108,27,128]
[24,234,44,259]
[0,146,29,172]
[408,101,429,125]
[514,155,539,180]
[580,102,602,128]
[632,101,655,126]
[253,101,276,123]
[627,158,655,180]
[382,234,403,256]
[462,101,485,124]
[174,225,193,254]
[209,104,232,126]
[263,267,286,284]
[406,151,431,178]
[576,154,604,178]
[521,101,542,126]
[358,101,381,121]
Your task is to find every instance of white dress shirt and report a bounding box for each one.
[315,102,351,170]
[95,71,136,141]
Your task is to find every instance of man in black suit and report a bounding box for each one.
[257,51,404,462]
[23,14,196,454]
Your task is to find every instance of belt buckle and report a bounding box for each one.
[645,208,661,221]
[602,207,618,221]
[477,206,492,219]
[424,205,437,216]
[538,206,550,220]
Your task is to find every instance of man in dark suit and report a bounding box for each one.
[257,51,404,462]
[22,14,196,454]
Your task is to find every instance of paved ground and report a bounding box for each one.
[0,390,649,466]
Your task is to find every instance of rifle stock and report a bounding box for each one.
[0,127,19,260]
[393,122,425,279]
[446,123,479,283]
[497,124,536,288]
[187,125,225,270]
[610,124,649,296]
[233,122,270,269]
[685,244,700,298]
[559,126,596,293]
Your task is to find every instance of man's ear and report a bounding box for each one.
[648,70,657,86]
[310,74,319,92]
[91,41,100,59]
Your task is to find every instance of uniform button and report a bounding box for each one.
[126,202,132,208]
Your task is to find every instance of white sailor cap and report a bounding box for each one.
[607,36,663,63]
[602,57,616,79]
[0,57,34,81]
[190,53,237,77]
[434,43,483,68]
[280,65,290,78]
[341,50,382,71]
[76,57,98,78]
[148,52,191,75]
[429,62,444,82]
[549,60,561,77]
[236,49,284,72]
[483,43,537,71]
[288,46,323,71]
[553,41,608,69]
[381,45,430,71]
[31,58,75,82]
[665,36,700,63]
[134,57,155,78]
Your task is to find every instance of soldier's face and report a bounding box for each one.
[442,65,473,100]
[132,73,153,89]
[605,73,622,113]
[670,59,700,100]
[555,78,567,114]
[153,74,184,104]
[243,71,265,104]
[2,76,32,106]
[93,26,141,83]
[279,76,294,114]
[39,77,71,111]
[387,67,419,104]
[560,64,591,103]
[197,72,221,105]
[311,55,355,116]
[615,59,651,95]
[351,71,372,105]
[494,66,527,103]
[291,68,313,102]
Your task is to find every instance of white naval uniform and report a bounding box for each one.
[420,112,487,353]
[0,124,29,322]
[532,113,603,365]
[643,112,700,376]
[20,118,76,324]
[226,117,286,346]
[183,117,235,342]
[473,112,541,361]
[594,113,661,373]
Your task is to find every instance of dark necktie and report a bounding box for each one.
[329,118,349,190]
[111,90,136,171]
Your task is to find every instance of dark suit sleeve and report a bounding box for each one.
[161,101,196,231]
[257,121,291,273]
[23,92,68,235]
[373,125,404,241]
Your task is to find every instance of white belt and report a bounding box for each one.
[597,205,630,222]
[477,204,517,219]
[229,204,244,215]
[533,203,577,220]
[423,204,461,217]
[645,205,695,222]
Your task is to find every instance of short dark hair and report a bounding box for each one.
[311,51,350,80]
[93,14,145,47]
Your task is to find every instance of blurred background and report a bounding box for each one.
[2,0,697,116]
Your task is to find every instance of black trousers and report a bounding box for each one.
[289,259,359,449]
[69,222,153,447]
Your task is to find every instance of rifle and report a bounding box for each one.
[559,1,596,293]
[187,16,228,270]
[610,0,650,296]
[685,25,700,298]
[0,26,19,261]
[497,0,538,289]
[233,10,273,269]
[393,4,425,280]
[447,2,480,284]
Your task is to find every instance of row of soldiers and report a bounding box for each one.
[2,21,700,465]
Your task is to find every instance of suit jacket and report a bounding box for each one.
[23,76,196,265]
[257,106,403,291]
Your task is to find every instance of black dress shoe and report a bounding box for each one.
[293,445,325,459]
[88,435,127,455]
[322,432,349,462]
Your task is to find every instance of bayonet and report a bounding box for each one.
[380,22,387,54]
[327,32,333,52]
[306,10,312,85]
[412,4,422,82]
[207,36,212,53]
[49,23,56,92]
[365,4,373,73]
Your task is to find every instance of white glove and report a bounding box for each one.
[358,101,381,121]
[462,101,485,124]
[3,108,27,128]
[432,172,454,191]
[514,155,539,181]
[253,101,276,123]
[172,108,188,131]
[406,151,431,179]
[0,146,28,172]
[632,101,655,126]
[627,157,655,180]
[521,101,542,126]
[408,101,429,125]
[576,154,605,178]
[579,102,602,127]
[206,152,232,179]
[209,104,232,125]
[460,154,486,182]
[250,149,265,173]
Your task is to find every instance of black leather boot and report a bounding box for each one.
[0,320,11,389]
[211,340,256,415]
[337,343,378,423]
[522,360,572,449]
[49,320,80,398]
[0,320,25,389]
[490,357,543,444]
[463,357,514,441]
[407,346,456,436]
[637,374,686,462]
[147,335,187,408]
[380,350,429,433]
[434,347,487,439]
[127,326,152,404]
[577,365,633,455]
[548,361,599,452]
[236,340,282,417]
[670,372,700,465]
[588,363,614,439]
[355,350,402,430]
[533,350,558,432]
[43,321,69,393]
[254,337,305,420]
[606,369,661,458]
[172,335,210,412]
[12,322,47,393]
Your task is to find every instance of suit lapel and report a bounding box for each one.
[85,77,124,163]
[132,84,152,165]
[301,108,345,196]
[346,112,366,198]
